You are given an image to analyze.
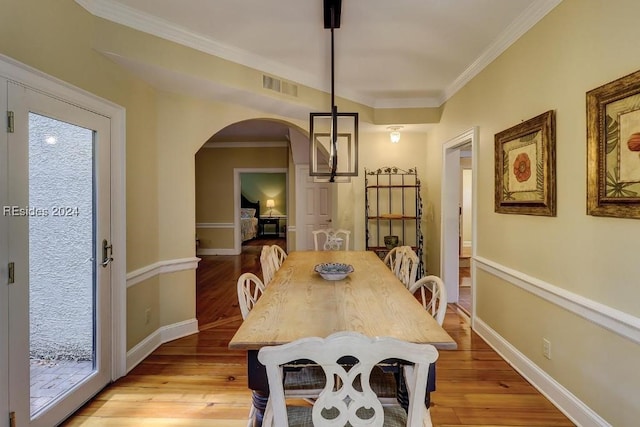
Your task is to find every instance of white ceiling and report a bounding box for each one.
[77,0,561,139]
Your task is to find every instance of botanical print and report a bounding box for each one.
[604,93,640,198]
[503,131,542,200]
[617,109,640,184]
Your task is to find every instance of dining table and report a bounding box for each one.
[228,250,457,426]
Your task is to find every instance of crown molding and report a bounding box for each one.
[75,0,373,107]
[442,0,563,104]
[77,0,562,109]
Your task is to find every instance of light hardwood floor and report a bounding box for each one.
[63,239,574,426]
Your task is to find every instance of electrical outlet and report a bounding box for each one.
[543,338,551,359]
[145,308,151,325]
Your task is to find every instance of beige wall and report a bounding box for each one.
[195,146,289,249]
[5,1,639,423]
[426,1,640,424]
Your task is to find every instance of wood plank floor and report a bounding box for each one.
[63,239,574,426]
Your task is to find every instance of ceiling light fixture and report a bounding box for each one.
[309,0,358,183]
[388,126,403,144]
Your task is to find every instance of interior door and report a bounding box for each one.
[6,81,111,427]
[297,166,333,250]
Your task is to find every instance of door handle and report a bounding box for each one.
[101,239,113,267]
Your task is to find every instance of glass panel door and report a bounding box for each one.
[7,82,111,427]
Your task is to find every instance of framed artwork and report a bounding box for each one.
[495,110,556,216]
[587,69,640,219]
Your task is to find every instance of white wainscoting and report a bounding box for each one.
[474,318,610,427]
[196,222,239,255]
[125,318,199,373]
[474,256,640,345]
[473,255,640,426]
[125,256,202,371]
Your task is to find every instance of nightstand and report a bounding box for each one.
[259,217,279,237]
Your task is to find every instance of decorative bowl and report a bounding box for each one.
[314,263,354,281]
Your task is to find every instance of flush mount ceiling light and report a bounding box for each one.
[387,126,403,144]
[309,0,359,183]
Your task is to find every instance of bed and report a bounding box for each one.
[240,194,260,242]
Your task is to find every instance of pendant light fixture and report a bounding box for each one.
[388,126,403,144]
[309,0,359,183]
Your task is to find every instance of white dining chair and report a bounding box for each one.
[236,272,265,320]
[312,228,351,251]
[260,245,277,285]
[408,275,448,326]
[383,246,402,276]
[396,246,420,289]
[258,331,438,427]
[270,244,287,269]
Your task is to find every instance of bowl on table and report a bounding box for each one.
[314,263,354,281]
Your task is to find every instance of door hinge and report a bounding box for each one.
[8,262,14,284]
[9,411,16,427]
[7,111,14,133]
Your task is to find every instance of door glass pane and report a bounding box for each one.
[28,113,95,416]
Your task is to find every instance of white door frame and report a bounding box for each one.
[233,168,288,254]
[440,127,478,321]
[0,54,127,391]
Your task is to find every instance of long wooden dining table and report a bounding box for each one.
[228,250,457,426]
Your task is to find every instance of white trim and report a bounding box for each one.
[197,248,238,256]
[125,318,199,373]
[196,222,234,229]
[233,167,288,254]
[126,257,201,288]
[441,0,562,104]
[77,0,560,109]
[74,0,371,107]
[440,127,478,319]
[475,256,640,345]
[202,141,288,149]
[474,318,610,427]
[0,53,128,379]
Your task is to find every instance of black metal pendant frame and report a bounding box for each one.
[310,0,358,182]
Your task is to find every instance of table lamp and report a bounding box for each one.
[266,199,275,217]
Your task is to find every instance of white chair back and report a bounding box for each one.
[236,272,265,319]
[383,246,401,276]
[408,275,448,326]
[312,228,351,251]
[270,244,287,269]
[396,246,419,289]
[258,331,438,427]
[260,245,277,285]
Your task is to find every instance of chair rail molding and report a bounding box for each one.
[196,222,234,229]
[474,256,640,345]
[126,257,201,288]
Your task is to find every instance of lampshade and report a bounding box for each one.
[388,126,403,144]
[266,199,275,208]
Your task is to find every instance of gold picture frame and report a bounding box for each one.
[495,110,556,216]
[587,69,640,219]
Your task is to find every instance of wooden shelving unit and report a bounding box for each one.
[365,166,424,276]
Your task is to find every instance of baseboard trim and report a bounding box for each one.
[126,257,201,288]
[474,317,610,427]
[126,318,199,373]
[474,256,640,345]
[197,248,239,256]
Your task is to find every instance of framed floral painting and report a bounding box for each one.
[587,69,640,219]
[494,110,556,216]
